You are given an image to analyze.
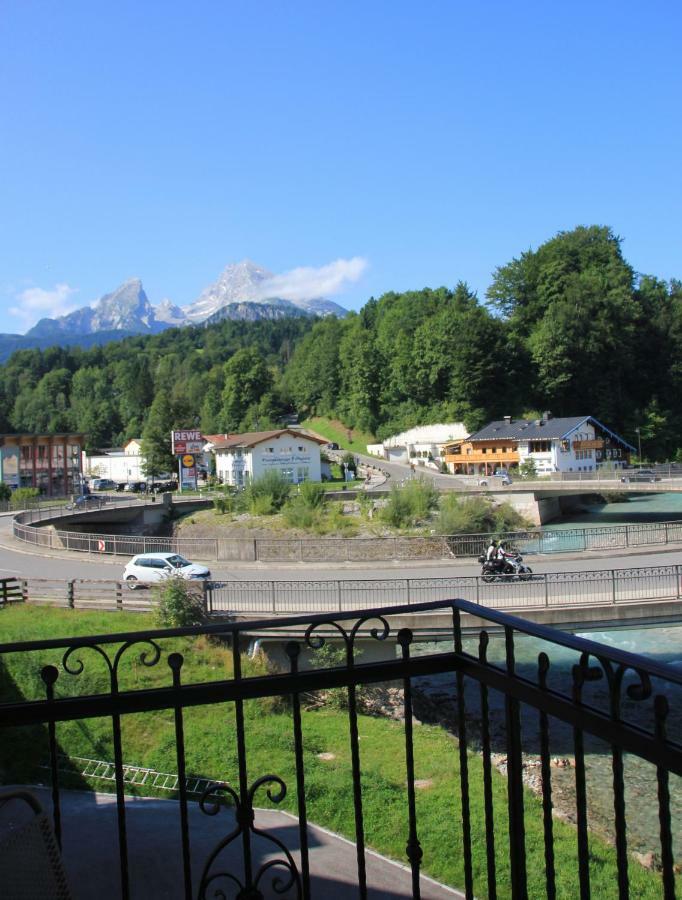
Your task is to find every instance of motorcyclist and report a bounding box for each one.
[496,541,516,573]
[485,539,498,564]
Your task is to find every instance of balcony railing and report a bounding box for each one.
[0,599,680,898]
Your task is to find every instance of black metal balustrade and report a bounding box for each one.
[0,599,681,898]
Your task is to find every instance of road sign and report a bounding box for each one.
[97,539,106,552]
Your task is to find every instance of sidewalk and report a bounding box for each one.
[3,786,462,899]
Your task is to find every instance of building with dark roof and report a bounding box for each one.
[442,414,634,476]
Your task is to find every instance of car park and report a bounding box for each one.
[621,469,661,483]
[122,552,211,588]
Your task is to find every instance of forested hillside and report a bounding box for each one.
[2,226,681,458]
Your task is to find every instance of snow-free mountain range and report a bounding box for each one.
[0,261,347,361]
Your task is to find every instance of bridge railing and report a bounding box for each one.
[12,506,682,562]
[7,562,682,614]
[0,599,679,898]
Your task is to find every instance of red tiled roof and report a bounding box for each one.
[205,428,328,450]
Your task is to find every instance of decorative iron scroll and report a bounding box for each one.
[197,776,301,900]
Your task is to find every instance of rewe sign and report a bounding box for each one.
[171,430,204,454]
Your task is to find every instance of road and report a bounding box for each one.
[2,514,682,584]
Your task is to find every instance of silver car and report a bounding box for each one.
[122,552,211,589]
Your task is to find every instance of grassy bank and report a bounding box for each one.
[0,606,665,898]
[300,416,375,456]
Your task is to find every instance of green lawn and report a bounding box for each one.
[0,606,666,899]
[300,416,376,456]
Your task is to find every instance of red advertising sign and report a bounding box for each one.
[171,430,204,454]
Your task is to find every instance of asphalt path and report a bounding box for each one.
[1,514,681,584]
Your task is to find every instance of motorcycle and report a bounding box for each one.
[478,552,533,582]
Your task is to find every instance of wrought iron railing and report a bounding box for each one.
[9,562,682,615]
[0,600,680,898]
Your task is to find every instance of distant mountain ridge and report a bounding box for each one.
[19,260,348,348]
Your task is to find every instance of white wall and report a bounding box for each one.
[215,434,322,486]
[84,453,144,482]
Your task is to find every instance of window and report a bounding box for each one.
[297,446,304,452]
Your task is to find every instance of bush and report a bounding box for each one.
[437,494,532,536]
[518,459,538,479]
[0,483,11,501]
[283,500,320,530]
[154,575,206,627]
[213,495,234,515]
[380,478,439,528]
[10,487,40,508]
[243,471,291,515]
[297,481,326,509]
[437,495,496,535]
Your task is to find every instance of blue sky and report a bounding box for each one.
[1,1,680,333]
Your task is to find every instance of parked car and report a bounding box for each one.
[122,552,211,589]
[621,469,661,483]
[71,494,103,509]
[91,478,117,491]
[479,471,512,486]
[123,481,147,492]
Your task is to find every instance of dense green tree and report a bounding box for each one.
[488,226,639,422]
[220,348,273,431]
[140,393,176,478]
[69,367,120,449]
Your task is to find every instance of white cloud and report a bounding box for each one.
[9,283,79,330]
[256,257,368,302]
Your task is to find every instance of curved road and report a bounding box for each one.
[2,514,681,584]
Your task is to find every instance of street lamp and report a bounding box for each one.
[635,427,642,465]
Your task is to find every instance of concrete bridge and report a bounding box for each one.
[239,596,682,669]
[446,477,682,524]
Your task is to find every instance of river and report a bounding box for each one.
[415,618,682,861]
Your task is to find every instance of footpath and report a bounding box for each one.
[4,785,462,899]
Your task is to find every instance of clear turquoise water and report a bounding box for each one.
[418,620,682,857]
[545,491,682,529]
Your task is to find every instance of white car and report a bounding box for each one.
[122,552,211,589]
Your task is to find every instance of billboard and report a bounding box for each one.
[171,430,204,454]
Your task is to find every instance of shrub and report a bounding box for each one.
[437,495,497,535]
[437,494,531,537]
[154,575,206,627]
[10,487,40,508]
[213,495,234,515]
[0,483,11,501]
[283,500,320,530]
[297,481,326,509]
[380,478,439,528]
[243,471,291,515]
[518,459,538,479]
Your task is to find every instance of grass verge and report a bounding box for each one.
[300,417,376,456]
